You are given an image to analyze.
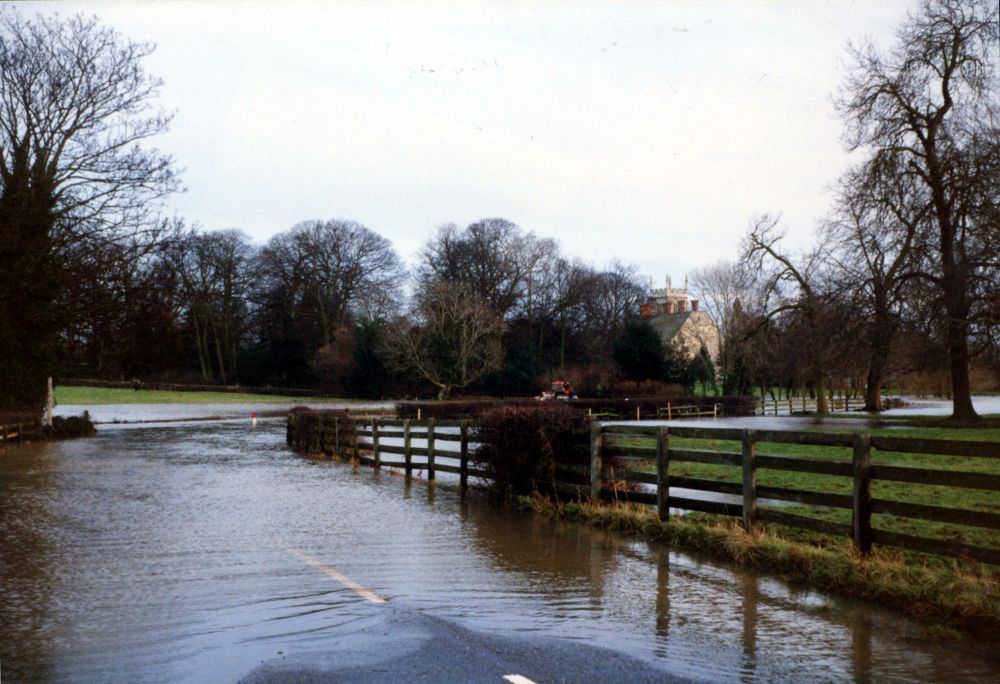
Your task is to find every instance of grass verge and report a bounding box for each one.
[517,494,1000,633]
[54,386,351,405]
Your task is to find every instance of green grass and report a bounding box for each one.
[55,386,351,405]
[519,495,1000,634]
[616,420,1000,564]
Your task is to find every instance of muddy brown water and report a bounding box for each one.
[2,412,998,683]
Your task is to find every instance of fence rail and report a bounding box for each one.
[287,411,1000,566]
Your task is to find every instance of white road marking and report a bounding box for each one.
[279,543,387,604]
[503,675,538,684]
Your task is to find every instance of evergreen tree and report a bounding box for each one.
[612,319,665,382]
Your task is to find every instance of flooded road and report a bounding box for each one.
[2,413,999,683]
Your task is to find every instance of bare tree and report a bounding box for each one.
[742,214,836,415]
[0,9,179,410]
[257,220,404,344]
[387,282,503,400]
[691,261,756,336]
[418,218,536,319]
[167,229,254,384]
[578,260,645,359]
[836,0,999,420]
[827,157,927,410]
[250,219,404,385]
[690,260,764,394]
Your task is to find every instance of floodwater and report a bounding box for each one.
[740,395,1000,420]
[51,400,386,425]
[2,412,999,683]
[879,395,1000,417]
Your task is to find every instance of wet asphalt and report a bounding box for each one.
[240,607,688,684]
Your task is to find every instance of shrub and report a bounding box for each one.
[475,404,589,496]
[286,406,351,453]
[396,399,537,419]
[45,412,96,439]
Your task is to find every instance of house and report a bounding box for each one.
[639,276,721,363]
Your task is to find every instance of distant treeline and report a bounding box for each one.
[58,218,709,399]
[57,211,1000,403]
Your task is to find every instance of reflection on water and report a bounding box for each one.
[1,415,998,683]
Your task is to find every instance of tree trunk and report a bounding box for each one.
[864,365,884,413]
[863,324,894,412]
[815,372,828,416]
[946,316,977,421]
[212,322,227,385]
[939,244,977,421]
[191,314,211,381]
[812,332,828,416]
[926,132,978,422]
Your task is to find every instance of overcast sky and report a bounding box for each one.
[32,0,913,284]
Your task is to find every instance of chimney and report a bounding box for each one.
[664,301,674,314]
[691,300,700,312]
[639,303,654,317]
[676,300,686,313]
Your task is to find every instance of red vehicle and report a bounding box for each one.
[537,380,577,400]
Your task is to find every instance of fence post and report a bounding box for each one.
[46,376,54,428]
[352,419,359,461]
[667,402,672,421]
[589,421,602,501]
[316,417,326,455]
[427,418,436,480]
[372,418,381,469]
[403,419,412,475]
[460,420,470,492]
[852,433,873,553]
[713,403,718,419]
[656,427,670,521]
[742,430,758,529]
[636,405,641,421]
[333,417,340,458]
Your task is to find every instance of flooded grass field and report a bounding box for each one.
[2,409,999,682]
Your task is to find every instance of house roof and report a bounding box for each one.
[648,311,694,342]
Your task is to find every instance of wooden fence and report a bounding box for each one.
[0,421,42,445]
[755,396,864,415]
[592,424,1000,565]
[588,403,719,421]
[287,412,1000,566]
[290,415,483,492]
